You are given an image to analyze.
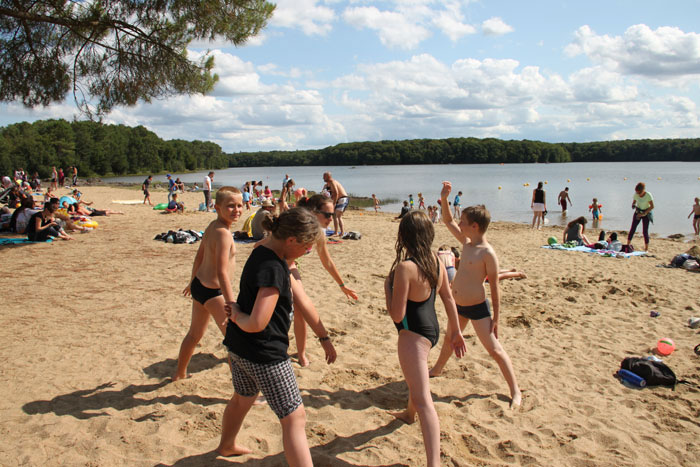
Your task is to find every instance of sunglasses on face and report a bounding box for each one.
[317,211,333,219]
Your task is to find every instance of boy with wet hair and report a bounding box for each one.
[430,182,522,408]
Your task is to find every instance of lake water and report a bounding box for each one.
[106,162,700,236]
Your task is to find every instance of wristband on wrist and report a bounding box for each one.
[338,282,345,288]
[319,336,330,342]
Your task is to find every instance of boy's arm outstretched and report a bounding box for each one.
[440,181,467,244]
[437,262,466,358]
[484,248,501,338]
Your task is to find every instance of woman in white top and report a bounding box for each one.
[626,182,654,251]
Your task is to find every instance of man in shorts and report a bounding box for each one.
[558,187,572,212]
[142,175,153,205]
[323,171,349,237]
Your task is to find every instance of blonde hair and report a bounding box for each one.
[215,186,241,204]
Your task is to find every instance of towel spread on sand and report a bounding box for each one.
[0,238,53,245]
[542,244,646,258]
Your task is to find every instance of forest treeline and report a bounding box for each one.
[231,137,700,166]
[1,119,699,177]
[0,119,226,178]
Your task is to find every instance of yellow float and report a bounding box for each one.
[567,179,571,182]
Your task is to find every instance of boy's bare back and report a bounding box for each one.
[197,220,235,289]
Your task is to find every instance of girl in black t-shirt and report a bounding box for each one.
[218,208,336,464]
[26,198,72,241]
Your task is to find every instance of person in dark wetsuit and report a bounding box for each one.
[384,210,465,467]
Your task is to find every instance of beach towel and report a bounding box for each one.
[0,238,53,245]
[542,244,646,258]
[112,200,143,205]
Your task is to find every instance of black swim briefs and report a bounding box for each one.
[191,276,222,305]
[457,300,491,321]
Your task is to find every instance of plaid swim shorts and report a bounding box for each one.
[228,352,302,419]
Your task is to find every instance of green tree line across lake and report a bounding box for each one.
[2,119,699,178]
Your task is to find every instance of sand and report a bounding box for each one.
[1,185,699,466]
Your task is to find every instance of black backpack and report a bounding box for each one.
[620,357,691,389]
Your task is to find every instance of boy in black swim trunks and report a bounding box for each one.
[429,181,522,408]
[173,186,243,381]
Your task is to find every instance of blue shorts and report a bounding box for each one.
[335,196,349,212]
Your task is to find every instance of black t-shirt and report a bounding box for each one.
[25,211,48,239]
[143,178,150,190]
[223,245,293,363]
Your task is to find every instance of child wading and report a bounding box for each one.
[385,211,465,467]
[218,208,336,465]
[430,181,522,408]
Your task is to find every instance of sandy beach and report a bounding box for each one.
[1,185,699,466]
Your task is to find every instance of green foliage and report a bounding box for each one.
[0,1,275,116]
[2,119,699,177]
[230,137,699,167]
[0,119,228,176]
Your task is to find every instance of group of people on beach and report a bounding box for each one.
[534,180,698,251]
[1,168,121,240]
[170,175,521,466]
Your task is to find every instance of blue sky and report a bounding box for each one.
[2,0,699,152]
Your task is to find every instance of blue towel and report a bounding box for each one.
[0,238,53,245]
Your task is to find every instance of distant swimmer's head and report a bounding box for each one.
[461,205,491,233]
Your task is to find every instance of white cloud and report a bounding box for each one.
[271,0,335,36]
[568,67,638,102]
[343,6,431,49]
[482,17,514,36]
[565,24,700,81]
[433,7,476,41]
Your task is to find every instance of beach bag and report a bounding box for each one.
[620,357,682,388]
[342,231,361,240]
[621,244,635,254]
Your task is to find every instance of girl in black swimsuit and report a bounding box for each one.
[384,211,466,467]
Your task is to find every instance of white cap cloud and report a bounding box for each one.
[565,24,700,82]
[482,17,514,36]
[271,0,336,35]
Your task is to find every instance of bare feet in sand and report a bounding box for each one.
[510,390,522,409]
[297,354,310,367]
[171,373,191,382]
[216,445,253,457]
[428,366,443,378]
[389,410,416,424]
